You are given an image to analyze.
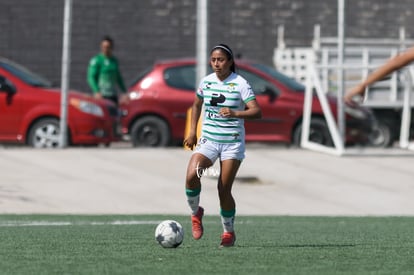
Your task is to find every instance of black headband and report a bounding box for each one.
[211,45,233,58]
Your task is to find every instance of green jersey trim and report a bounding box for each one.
[204,88,241,95]
[205,103,239,109]
[203,129,239,137]
[205,116,238,122]
[244,96,256,103]
[204,95,240,101]
[203,123,241,129]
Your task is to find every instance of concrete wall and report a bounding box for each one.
[1,0,413,92]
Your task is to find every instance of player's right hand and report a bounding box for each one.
[183,134,197,150]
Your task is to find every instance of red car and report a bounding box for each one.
[121,58,375,147]
[0,57,120,148]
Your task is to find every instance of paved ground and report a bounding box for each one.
[1,144,414,216]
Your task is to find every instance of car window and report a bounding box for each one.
[251,63,305,92]
[0,59,52,88]
[237,68,280,96]
[164,65,196,91]
[129,66,153,88]
[0,74,16,92]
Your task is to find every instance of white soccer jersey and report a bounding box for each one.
[196,72,256,143]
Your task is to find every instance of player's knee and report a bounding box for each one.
[186,170,201,186]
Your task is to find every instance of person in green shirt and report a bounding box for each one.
[87,36,128,105]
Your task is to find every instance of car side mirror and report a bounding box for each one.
[263,86,278,102]
[0,76,17,94]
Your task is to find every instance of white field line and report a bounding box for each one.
[0,220,162,227]
[0,219,240,227]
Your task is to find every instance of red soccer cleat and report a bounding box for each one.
[191,206,204,240]
[220,231,236,247]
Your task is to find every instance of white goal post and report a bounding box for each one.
[301,65,344,156]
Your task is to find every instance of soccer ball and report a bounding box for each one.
[155,220,184,248]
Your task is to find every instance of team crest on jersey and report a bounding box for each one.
[227,83,236,93]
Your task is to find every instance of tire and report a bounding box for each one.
[27,118,64,148]
[292,117,333,147]
[367,119,395,147]
[130,116,170,147]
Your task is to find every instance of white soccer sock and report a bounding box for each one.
[221,215,235,232]
[187,194,200,215]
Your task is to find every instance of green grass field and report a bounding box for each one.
[1,215,414,274]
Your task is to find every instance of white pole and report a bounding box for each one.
[195,0,208,132]
[337,0,346,144]
[277,25,285,50]
[399,69,412,148]
[196,0,208,86]
[312,24,321,51]
[59,0,73,148]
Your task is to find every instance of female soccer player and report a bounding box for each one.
[183,44,262,247]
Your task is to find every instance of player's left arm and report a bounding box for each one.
[219,99,261,119]
[240,99,262,119]
[219,79,262,119]
[87,57,100,93]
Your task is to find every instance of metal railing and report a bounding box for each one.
[274,25,414,109]
[301,64,414,155]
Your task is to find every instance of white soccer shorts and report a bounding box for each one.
[193,137,245,163]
